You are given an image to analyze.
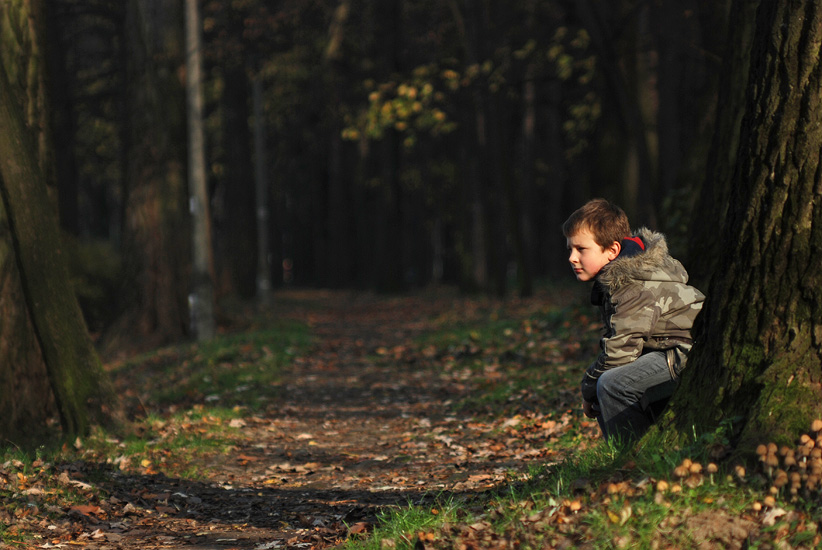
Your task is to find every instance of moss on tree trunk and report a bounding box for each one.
[654,0,822,450]
[0,0,118,439]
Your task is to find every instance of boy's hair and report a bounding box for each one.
[562,198,631,249]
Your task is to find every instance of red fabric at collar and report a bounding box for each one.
[625,236,645,250]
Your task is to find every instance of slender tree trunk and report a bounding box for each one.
[324,1,353,289]
[327,128,351,288]
[185,0,215,341]
[252,74,272,304]
[543,78,569,280]
[658,0,822,449]
[458,0,502,293]
[520,57,537,293]
[372,0,404,292]
[44,5,79,234]
[653,1,689,201]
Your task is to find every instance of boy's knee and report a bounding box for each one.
[596,369,623,397]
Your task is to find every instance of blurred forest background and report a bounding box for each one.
[12,0,730,348]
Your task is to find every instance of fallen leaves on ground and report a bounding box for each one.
[1,289,820,549]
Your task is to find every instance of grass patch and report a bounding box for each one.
[341,431,805,550]
[341,300,822,549]
[108,318,312,412]
[342,498,463,550]
[0,314,313,546]
[419,302,598,418]
[5,289,821,549]
[77,407,244,480]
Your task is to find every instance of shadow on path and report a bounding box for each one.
[50,289,576,549]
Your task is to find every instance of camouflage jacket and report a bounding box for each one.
[581,228,705,403]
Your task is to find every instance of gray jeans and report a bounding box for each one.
[595,351,678,443]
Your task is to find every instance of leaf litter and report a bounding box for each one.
[2,288,820,549]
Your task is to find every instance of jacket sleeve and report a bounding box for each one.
[581,285,659,402]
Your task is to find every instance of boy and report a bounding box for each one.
[562,199,705,442]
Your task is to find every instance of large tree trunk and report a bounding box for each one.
[120,0,191,346]
[0,17,56,437]
[0,0,117,439]
[44,2,80,235]
[658,0,822,449]
[215,55,256,299]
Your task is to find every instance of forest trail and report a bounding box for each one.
[170,290,566,549]
[25,289,593,549]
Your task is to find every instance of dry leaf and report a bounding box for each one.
[70,505,102,517]
[762,507,787,526]
[348,522,371,535]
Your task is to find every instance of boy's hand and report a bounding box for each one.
[582,400,599,418]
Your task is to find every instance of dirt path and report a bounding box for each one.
[31,290,578,549]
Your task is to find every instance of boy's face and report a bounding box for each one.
[566,229,620,282]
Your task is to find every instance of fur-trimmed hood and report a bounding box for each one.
[596,227,689,293]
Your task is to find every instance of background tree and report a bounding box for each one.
[0,0,117,441]
[685,0,759,287]
[658,0,822,449]
[185,0,216,341]
[34,0,733,348]
[119,0,191,347]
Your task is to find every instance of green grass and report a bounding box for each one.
[338,303,822,550]
[339,432,772,550]
[4,292,820,549]
[342,497,463,550]
[109,319,312,412]
[417,302,597,418]
[76,408,241,480]
[0,315,314,546]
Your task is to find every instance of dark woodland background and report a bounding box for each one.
[43,0,727,345]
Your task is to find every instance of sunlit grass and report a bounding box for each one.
[416,302,596,419]
[340,431,770,550]
[5,291,820,549]
[108,319,313,412]
[340,497,462,550]
[339,300,821,550]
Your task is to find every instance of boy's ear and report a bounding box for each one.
[606,240,621,260]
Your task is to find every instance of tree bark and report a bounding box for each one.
[0,11,56,437]
[185,0,215,341]
[0,48,117,439]
[215,56,256,299]
[325,0,353,289]
[252,74,272,304]
[0,0,54,442]
[372,0,405,292]
[658,0,822,449]
[44,2,80,235]
[120,0,191,345]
